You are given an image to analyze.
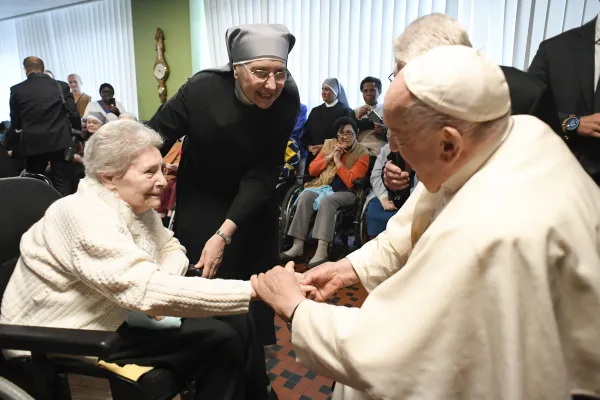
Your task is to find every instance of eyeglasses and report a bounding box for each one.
[338,130,355,138]
[241,63,288,83]
[388,72,394,82]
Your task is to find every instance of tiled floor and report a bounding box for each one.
[265,262,368,400]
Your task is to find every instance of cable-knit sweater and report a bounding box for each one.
[1,178,251,357]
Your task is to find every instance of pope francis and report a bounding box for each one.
[252,45,600,400]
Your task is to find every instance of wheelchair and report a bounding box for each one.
[0,177,195,400]
[278,156,376,262]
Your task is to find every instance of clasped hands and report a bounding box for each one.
[250,259,359,321]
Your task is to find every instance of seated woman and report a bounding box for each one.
[0,121,266,399]
[281,117,369,267]
[366,144,418,238]
[300,78,352,173]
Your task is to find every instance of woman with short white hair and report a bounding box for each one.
[0,120,268,399]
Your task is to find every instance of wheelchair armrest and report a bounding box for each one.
[297,175,314,183]
[0,323,120,358]
[352,178,369,190]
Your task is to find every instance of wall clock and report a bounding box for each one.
[154,28,170,104]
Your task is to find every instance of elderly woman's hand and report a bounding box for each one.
[195,234,226,278]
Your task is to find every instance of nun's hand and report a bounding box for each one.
[195,234,225,279]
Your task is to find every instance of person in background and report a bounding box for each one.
[301,78,352,172]
[352,76,387,156]
[84,83,127,122]
[280,117,369,267]
[67,73,91,117]
[148,24,300,373]
[528,13,600,185]
[254,45,600,400]
[7,56,81,196]
[44,70,54,78]
[156,139,182,224]
[365,144,403,238]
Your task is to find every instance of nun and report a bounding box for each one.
[148,24,300,348]
[300,78,352,172]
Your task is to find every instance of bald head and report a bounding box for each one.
[394,13,471,71]
[23,56,45,75]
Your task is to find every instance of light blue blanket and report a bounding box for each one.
[127,311,182,330]
[294,185,335,211]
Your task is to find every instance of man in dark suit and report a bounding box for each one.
[8,56,81,196]
[528,17,600,185]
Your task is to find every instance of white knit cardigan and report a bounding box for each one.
[0,178,251,352]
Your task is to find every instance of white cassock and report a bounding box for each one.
[290,115,600,399]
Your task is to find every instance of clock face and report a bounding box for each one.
[154,63,167,80]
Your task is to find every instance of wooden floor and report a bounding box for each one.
[266,262,367,400]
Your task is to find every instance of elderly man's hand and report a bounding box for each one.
[251,262,306,320]
[384,161,410,191]
[300,259,360,302]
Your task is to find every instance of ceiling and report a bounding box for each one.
[0,0,93,21]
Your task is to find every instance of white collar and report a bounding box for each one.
[325,99,339,108]
[77,178,163,260]
[596,14,600,42]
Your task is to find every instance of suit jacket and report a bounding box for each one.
[8,73,81,157]
[528,17,600,177]
[500,65,561,134]
[291,116,600,399]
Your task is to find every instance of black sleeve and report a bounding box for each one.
[528,42,570,126]
[62,82,81,130]
[527,42,549,86]
[8,89,21,131]
[530,84,562,135]
[148,83,190,144]
[226,98,299,226]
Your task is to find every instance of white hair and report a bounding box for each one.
[394,13,472,69]
[119,112,137,121]
[83,120,163,179]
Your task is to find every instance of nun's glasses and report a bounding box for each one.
[241,63,288,83]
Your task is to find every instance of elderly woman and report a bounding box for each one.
[67,73,91,117]
[0,121,267,399]
[281,117,369,267]
[301,78,352,172]
[149,24,300,348]
[84,83,127,122]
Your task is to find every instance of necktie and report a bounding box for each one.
[410,189,445,247]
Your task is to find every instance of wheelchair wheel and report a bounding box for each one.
[353,195,374,250]
[278,183,304,253]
